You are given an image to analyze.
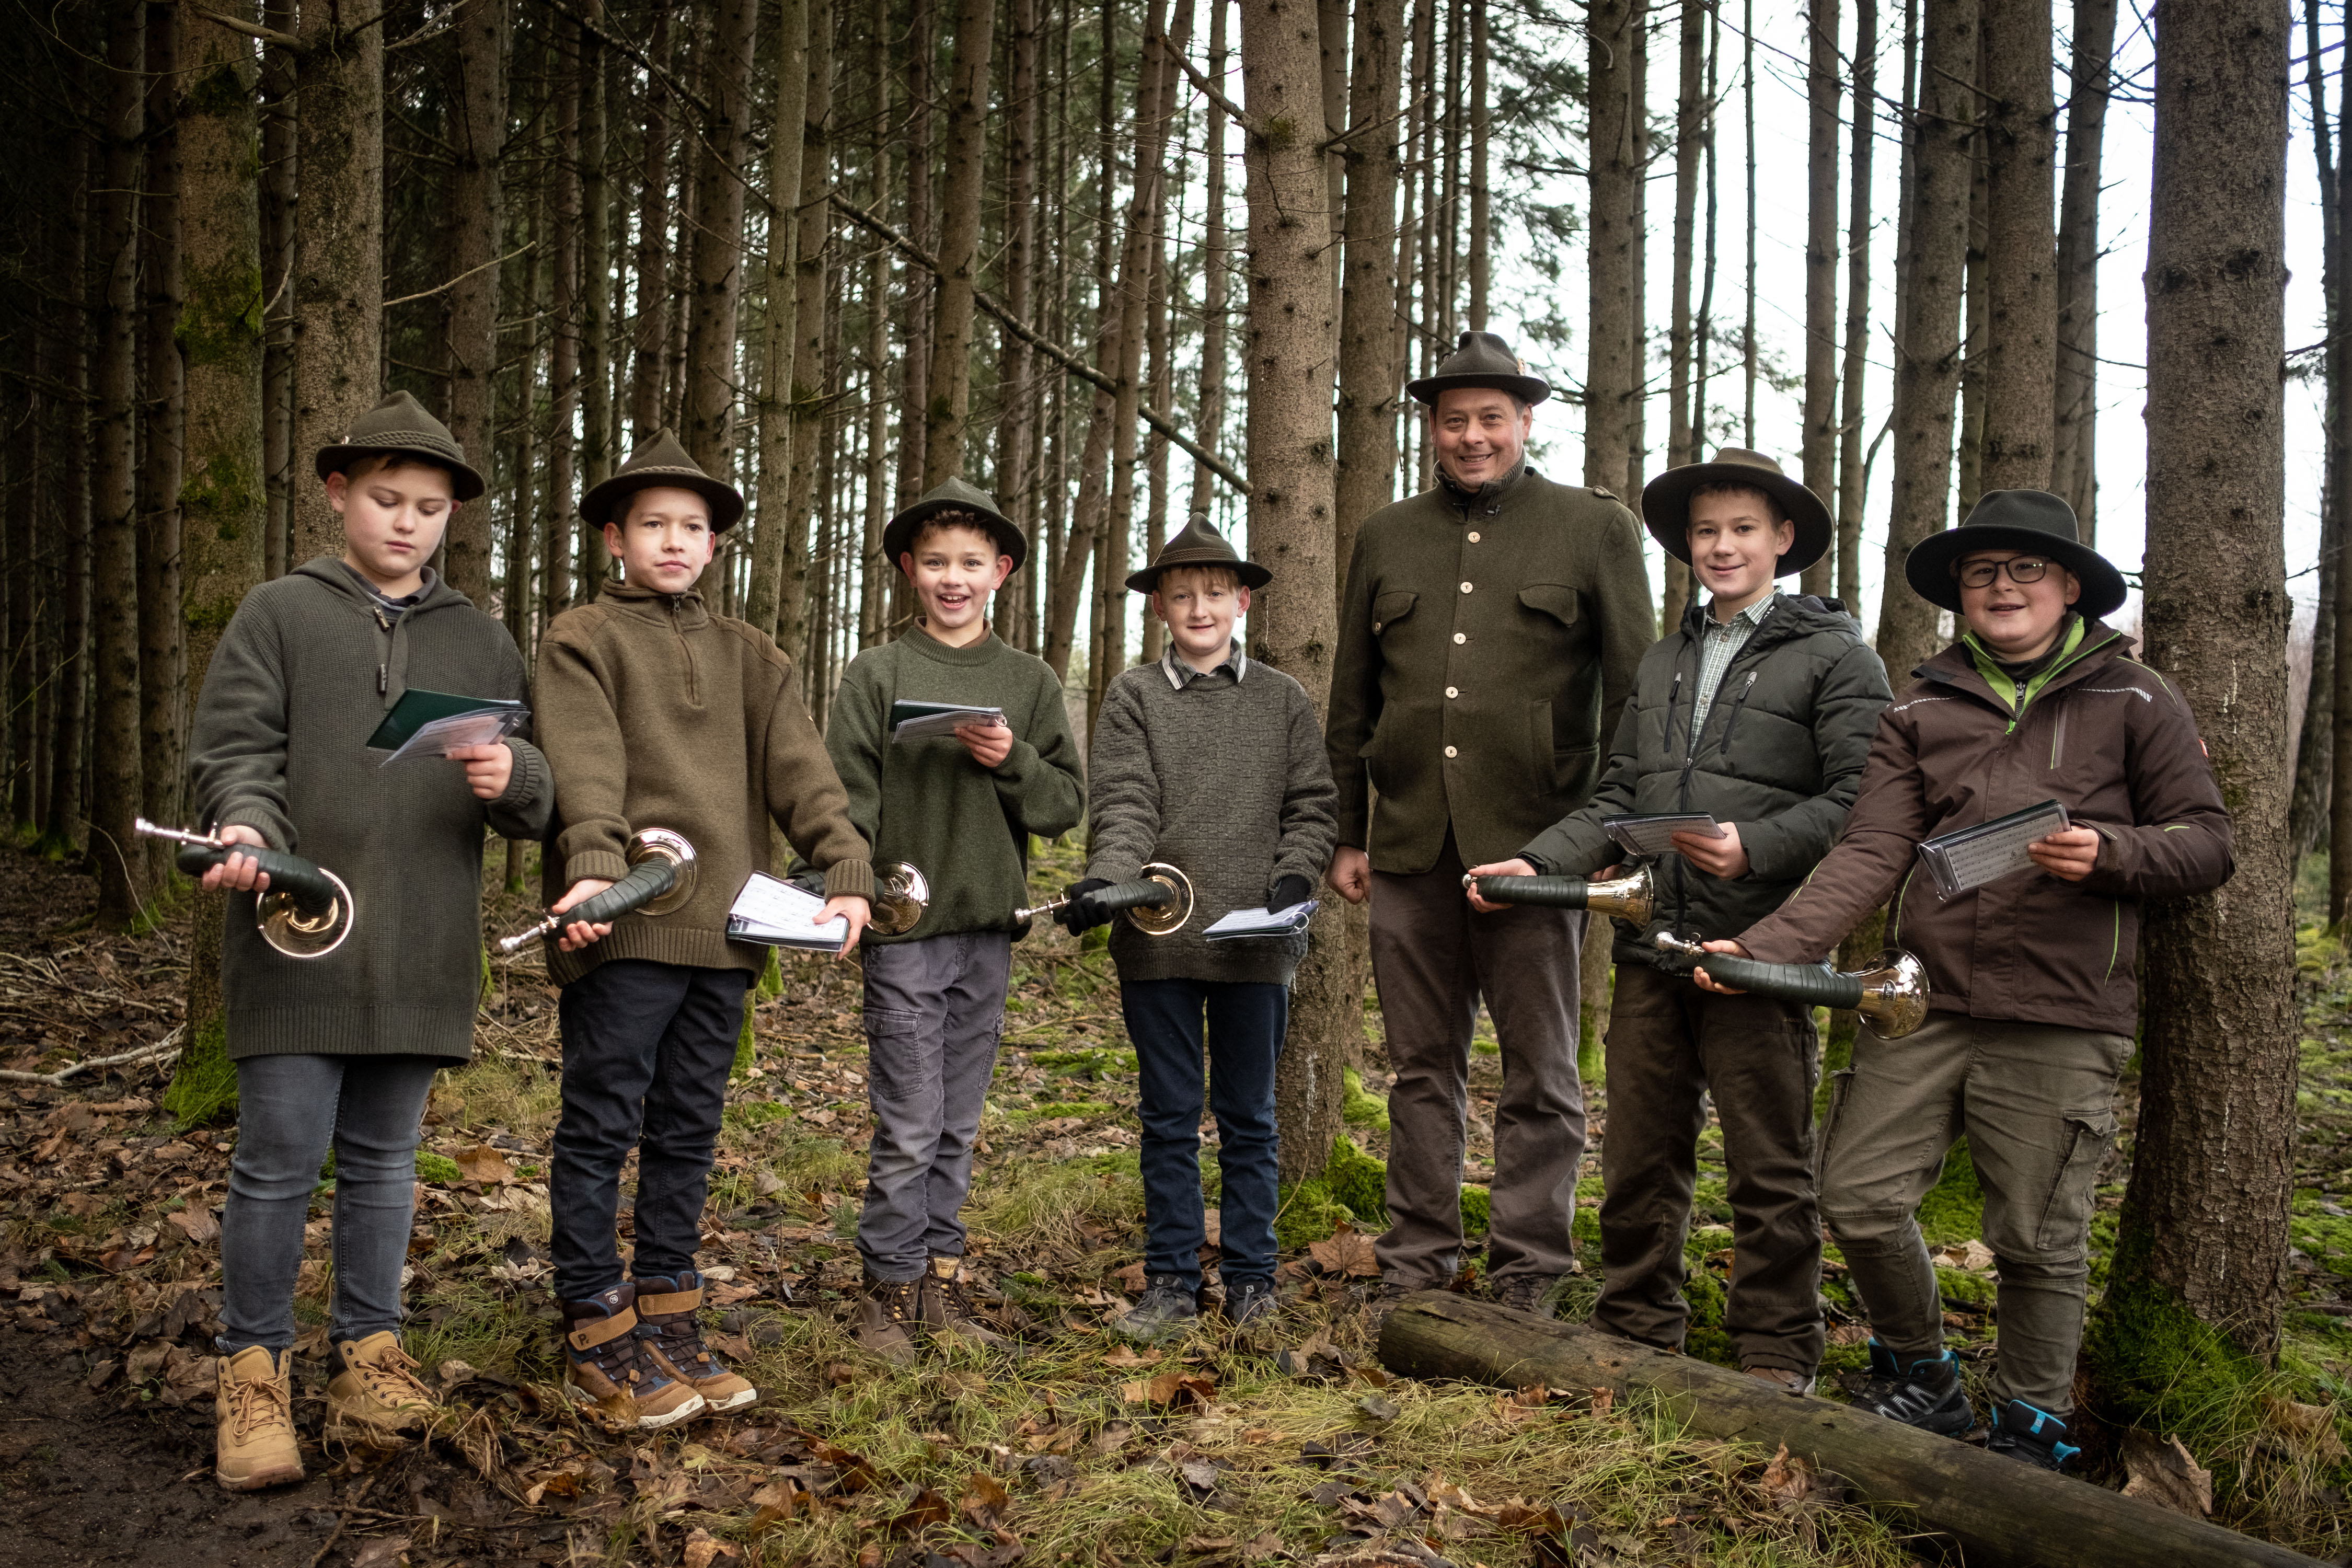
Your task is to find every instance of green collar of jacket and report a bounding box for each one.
[1961,615,2115,729]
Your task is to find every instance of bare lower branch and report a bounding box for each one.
[0,1025,186,1087]
[381,244,535,309]
[190,8,303,51]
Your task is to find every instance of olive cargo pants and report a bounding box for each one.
[1590,964,1824,1374]
[1818,1014,2130,1417]
[1369,831,1586,1287]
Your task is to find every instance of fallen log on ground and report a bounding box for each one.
[1379,1291,2326,1568]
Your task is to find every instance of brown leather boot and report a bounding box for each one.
[632,1272,758,1415]
[559,1283,706,1430]
[326,1331,438,1436]
[916,1256,1013,1352]
[855,1272,920,1366]
[214,1345,304,1492]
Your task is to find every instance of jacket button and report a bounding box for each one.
[1372,621,1382,633]
[1467,531,1481,543]
[1452,632,1467,644]
[1460,582,1473,593]
[1444,746,1458,758]
[1446,686,1459,698]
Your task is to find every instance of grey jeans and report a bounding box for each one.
[1368,831,1587,1286]
[856,931,1012,1282]
[1818,1014,2131,1416]
[217,1052,442,1354]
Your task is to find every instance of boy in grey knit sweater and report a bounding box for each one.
[1058,516,1338,1342]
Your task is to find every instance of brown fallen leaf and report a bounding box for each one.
[1757,1443,1818,1511]
[681,1527,742,1567]
[961,1471,1012,1527]
[452,1145,514,1186]
[889,1486,954,1534]
[1102,1344,1158,1369]
[1112,1260,1148,1292]
[1308,1221,1380,1278]
[349,1537,411,1568]
[2120,1430,2213,1518]
[1121,1371,1217,1408]
[2262,1396,2349,1462]
[166,1206,219,1245]
[1589,1386,1615,1416]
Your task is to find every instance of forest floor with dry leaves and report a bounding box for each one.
[4,838,2352,1567]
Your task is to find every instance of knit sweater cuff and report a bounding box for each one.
[566,850,633,885]
[216,803,292,852]
[824,858,875,901]
[495,739,543,811]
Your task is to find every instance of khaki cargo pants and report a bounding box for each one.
[1818,1014,2131,1417]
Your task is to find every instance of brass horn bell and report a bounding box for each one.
[135,817,356,961]
[866,860,932,938]
[494,828,699,954]
[1460,864,1656,926]
[1654,933,1932,1039]
[1011,862,1195,941]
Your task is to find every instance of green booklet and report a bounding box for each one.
[887,700,1006,744]
[365,688,529,765]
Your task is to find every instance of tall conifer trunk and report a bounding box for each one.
[1798,0,1838,597]
[444,0,508,606]
[683,0,759,474]
[1585,0,1640,496]
[2050,0,2115,535]
[1977,0,2055,491]
[921,0,999,488]
[91,2,146,922]
[140,0,185,872]
[1835,0,1875,608]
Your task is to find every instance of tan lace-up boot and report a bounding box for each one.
[214,1346,304,1492]
[915,1256,1013,1352]
[559,1283,706,1430]
[326,1331,439,1435]
[854,1272,920,1366]
[632,1272,758,1414]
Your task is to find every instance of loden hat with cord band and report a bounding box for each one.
[312,390,486,502]
[579,429,747,533]
[1125,512,1272,593]
[1904,489,2128,620]
[1640,447,1830,579]
[1405,329,1552,407]
[881,476,1027,572]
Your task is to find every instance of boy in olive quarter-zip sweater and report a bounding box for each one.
[825,477,1086,1364]
[190,391,555,1491]
[537,431,874,1431]
[1700,490,2233,1474]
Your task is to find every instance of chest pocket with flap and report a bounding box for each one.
[1518,582,1580,629]
[1371,590,1417,636]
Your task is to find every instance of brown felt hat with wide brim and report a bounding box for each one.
[1405,329,1552,407]
[312,389,486,502]
[881,477,1028,573]
[1125,512,1272,593]
[1905,489,2128,619]
[1641,448,1831,578]
[579,429,747,532]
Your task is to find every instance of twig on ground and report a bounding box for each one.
[0,1024,185,1085]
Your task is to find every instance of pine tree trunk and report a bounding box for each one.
[860,70,891,651]
[7,296,38,825]
[1977,0,2054,492]
[259,1,294,581]
[2050,0,2115,534]
[1664,0,1704,629]
[91,2,147,922]
[1877,0,1974,686]
[683,0,759,480]
[629,8,673,445]
[1834,0,1875,609]
[175,0,269,1112]
[578,0,612,511]
[921,0,999,489]
[1798,0,1839,598]
[140,0,186,874]
[992,0,1041,644]
[2292,0,2338,860]
[1240,0,1344,1183]
[750,0,811,641]
[290,7,383,567]
[1956,101,1987,515]
[1334,0,1405,575]
[1585,0,1641,495]
[897,0,935,511]
[47,125,92,855]
[1192,0,1231,537]
[1742,0,1757,444]
[548,43,581,621]
[782,0,836,658]
[1467,0,1488,330]
[2100,0,2293,1370]
[443,0,508,606]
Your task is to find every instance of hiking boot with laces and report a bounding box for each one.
[917,1256,1014,1352]
[214,1345,304,1492]
[1116,1274,1202,1344]
[1846,1341,1974,1436]
[633,1272,759,1414]
[1984,1399,2081,1472]
[559,1283,706,1430]
[326,1331,439,1435]
[1225,1277,1279,1329]
[1744,1365,1816,1397]
[1490,1273,1564,1319]
[856,1272,921,1366]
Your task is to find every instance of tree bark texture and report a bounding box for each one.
[1584,0,1641,497]
[1240,0,1343,1182]
[1977,0,2056,492]
[1877,0,1976,687]
[259,2,294,582]
[2050,0,2115,534]
[443,0,508,607]
[629,8,673,444]
[1798,0,1838,598]
[2291,0,2338,860]
[1835,0,1875,609]
[48,123,92,853]
[2108,0,2295,1366]
[683,0,759,475]
[749,0,811,641]
[921,0,999,489]
[1665,0,1705,630]
[1333,0,1404,577]
[781,0,836,661]
[141,0,186,870]
[92,3,146,921]
[994,0,1043,645]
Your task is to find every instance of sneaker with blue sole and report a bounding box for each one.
[1984,1399,2081,1471]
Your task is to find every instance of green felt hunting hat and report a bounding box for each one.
[882,477,1027,573]
[1641,448,1831,578]
[1405,329,1551,407]
[312,390,486,501]
[1905,489,2128,619]
[579,429,747,532]
[1126,512,1271,593]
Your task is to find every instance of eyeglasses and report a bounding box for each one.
[1953,556,2054,589]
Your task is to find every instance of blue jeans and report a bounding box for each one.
[1121,977,1288,1289]
[217,1052,442,1354]
[550,960,751,1301]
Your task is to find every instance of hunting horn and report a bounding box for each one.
[496,828,699,953]
[1013,862,1195,941]
[1653,932,1932,1040]
[138,817,356,961]
[865,860,932,938]
[1460,864,1657,927]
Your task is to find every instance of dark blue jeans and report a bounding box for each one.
[550,959,750,1301]
[218,1052,442,1354]
[1121,977,1288,1289]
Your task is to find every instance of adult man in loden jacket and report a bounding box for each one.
[1325,331,1653,1317]
[1700,490,2234,1473]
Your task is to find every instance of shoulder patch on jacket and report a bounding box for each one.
[1588,486,1617,501]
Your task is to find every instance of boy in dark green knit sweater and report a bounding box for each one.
[190,391,554,1489]
[1058,517,1337,1342]
[825,478,1086,1361]
[538,432,873,1429]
